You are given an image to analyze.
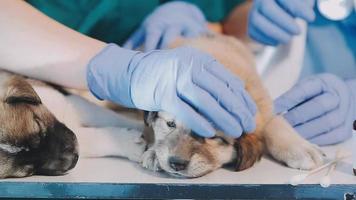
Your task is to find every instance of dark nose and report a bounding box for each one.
[68,153,79,171]
[169,156,189,171]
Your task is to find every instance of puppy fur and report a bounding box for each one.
[0,70,146,178]
[141,34,324,177]
[0,72,78,177]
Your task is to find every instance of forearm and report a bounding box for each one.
[0,0,106,89]
[222,1,252,42]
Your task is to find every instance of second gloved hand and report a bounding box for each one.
[248,0,316,45]
[124,1,208,51]
[274,74,356,145]
[87,44,257,138]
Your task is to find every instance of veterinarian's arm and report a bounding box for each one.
[222,1,253,42]
[0,0,258,138]
[0,0,106,89]
[274,74,356,145]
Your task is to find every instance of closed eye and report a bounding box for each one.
[211,136,229,145]
[190,132,205,143]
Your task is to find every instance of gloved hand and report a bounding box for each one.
[123,1,208,51]
[274,74,356,145]
[87,44,257,138]
[248,0,316,46]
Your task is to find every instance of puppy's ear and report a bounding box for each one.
[233,134,264,171]
[4,76,41,105]
[143,111,158,126]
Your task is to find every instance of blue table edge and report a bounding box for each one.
[0,182,355,199]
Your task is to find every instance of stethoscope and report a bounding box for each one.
[317,0,356,21]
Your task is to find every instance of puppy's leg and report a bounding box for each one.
[74,127,146,162]
[66,95,144,130]
[263,116,324,170]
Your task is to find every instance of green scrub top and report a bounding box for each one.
[26,0,245,45]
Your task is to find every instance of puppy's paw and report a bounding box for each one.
[126,130,147,162]
[264,116,325,170]
[281,142,325,170]
[141,149,161,171]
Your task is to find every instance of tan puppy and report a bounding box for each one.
[0,72,78,178]
[141,34,324,178]
[0,71,146,178]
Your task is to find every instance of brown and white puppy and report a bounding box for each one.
[142,111,262,178]
[140,34,324,178]
[0,72,78,178]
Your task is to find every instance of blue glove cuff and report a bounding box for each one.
[87,43,140,108]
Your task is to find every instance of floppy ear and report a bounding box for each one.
[142,111,158,146]
[233,134,264,171]
[143,111,158,126]
[4,76,41,105]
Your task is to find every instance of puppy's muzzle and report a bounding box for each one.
[169,156,189,171]
[33,121,79,175]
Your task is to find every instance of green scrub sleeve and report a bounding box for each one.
[26,0,246,45]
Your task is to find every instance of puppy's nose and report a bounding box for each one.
[68,153,79,171]
[168,156,189,171]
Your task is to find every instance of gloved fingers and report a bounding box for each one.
[180,85,244,138]
[283,92,339,126]
[248,25,279,46]
[308,124,351,146]
[276,0,316,22]
[204,61,258,115]
[259,0,300,35]
[123,27,145,50]
[170,97,215,137]
[193,69,256,133]
[274,77,324,114]
[249,10,292,44]
[144,28,164,51]
[159,27,183,49]
[294,109,344,139]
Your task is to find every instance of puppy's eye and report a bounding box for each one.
[166,121,176,128]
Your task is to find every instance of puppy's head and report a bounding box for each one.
[144,111,263,178]
[0,73,78,178]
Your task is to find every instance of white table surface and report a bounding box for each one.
[3,139,355,185]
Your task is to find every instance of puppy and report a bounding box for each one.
[140,34,324,178]
[0,72,78,178]
[0,70,147,178]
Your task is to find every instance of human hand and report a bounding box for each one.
[87,44,257,138]
[274,74,355,145]
[123,1,208,51]
[248,0,316,45]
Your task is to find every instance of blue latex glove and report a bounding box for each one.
[248,0,316,46]
[87,44,257,138]
[274,74,356,145]
[123,1,208,51]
